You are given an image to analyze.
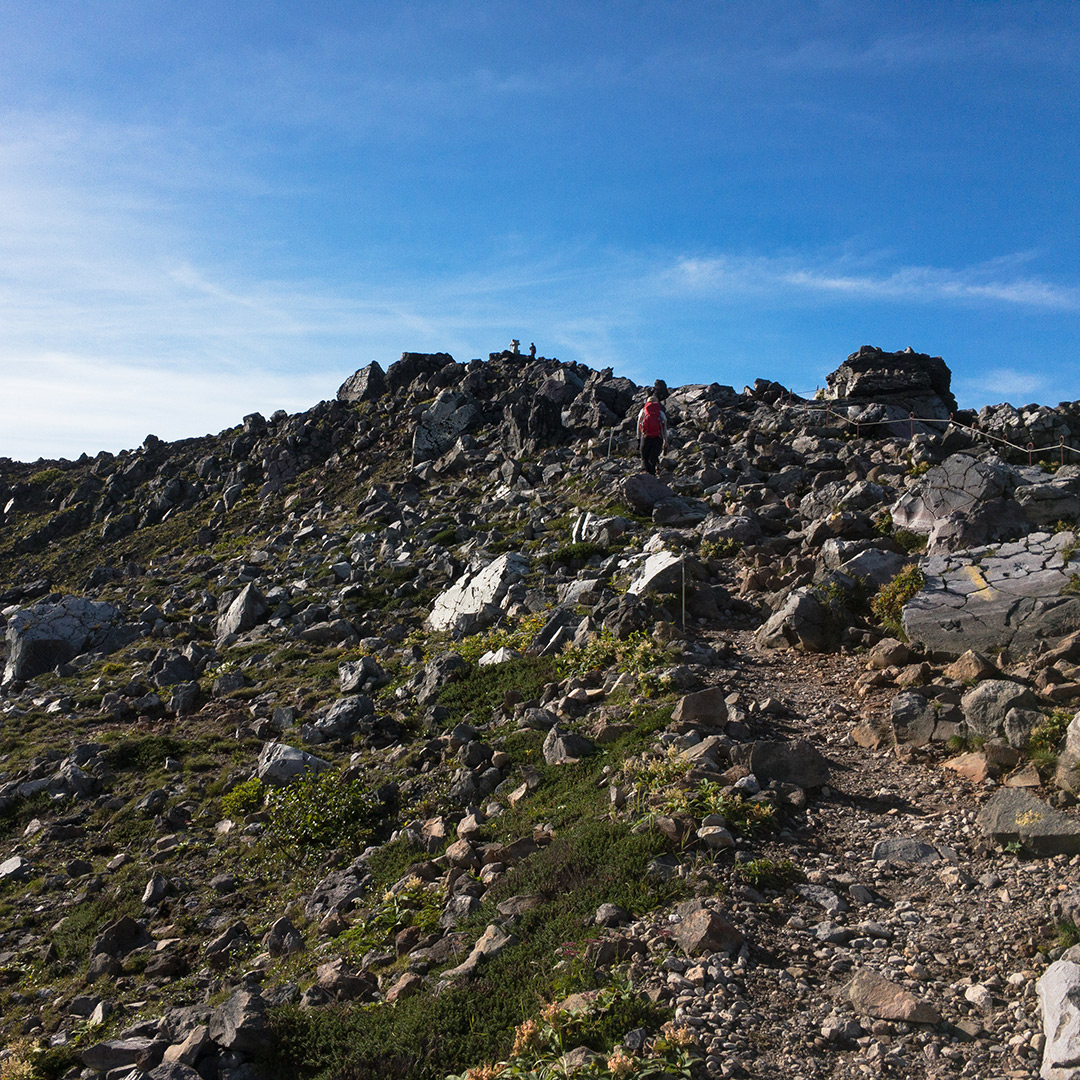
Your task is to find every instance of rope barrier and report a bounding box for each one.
[774,396,1080,464]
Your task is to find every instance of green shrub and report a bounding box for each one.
[446,980,695,1080]
[1056,919,1080,950]
[28,468,65,487]
[1027,710,1072,771]
[700,537,742,560]
[735,857,803,891]
[556,630,670,681]
[436,655,559,720]
[220,777,266,819]
[52,893,141,963]
[264,771,386,854]
[550,540,605,566]
[104,735,185,771]
[870,564,926,638]
[338,877,446,957]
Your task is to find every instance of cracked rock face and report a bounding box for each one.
[825,345,958,418]
[901,532,1080,657]
[426,553,530,634]
[3,595,125,684]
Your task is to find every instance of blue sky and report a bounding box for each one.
[1,1,1078,460]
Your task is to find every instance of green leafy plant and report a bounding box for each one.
[1055,919,1080,950]
[220,777,266,819]
[445,980,698,1080]
[556,630,671,681]
[734,857,803,891]
[339,876,446,956]
[264,771,386,853]
[870,564,926,638]
[1027,710,1073,771]
[700,537,742,560]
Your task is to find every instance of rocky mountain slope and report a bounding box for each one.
[2,346,1080,1080]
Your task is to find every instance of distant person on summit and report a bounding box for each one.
[637,393,667,475]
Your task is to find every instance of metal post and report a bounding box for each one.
[1028,442,1034,467]
[682,558,686,629]
[1062,435,1067,467]
[608,428,614,456]
[909,412,915,440]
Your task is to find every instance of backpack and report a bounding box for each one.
[641,401,663,438]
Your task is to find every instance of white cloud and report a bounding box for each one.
[955,367,1049,406]
[0,353,338,462]
[659,253,1080,311]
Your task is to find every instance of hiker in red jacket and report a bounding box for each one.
[636,393,667,475]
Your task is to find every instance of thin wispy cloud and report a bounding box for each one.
[660,253,1080,311]
[954,368,1052,407]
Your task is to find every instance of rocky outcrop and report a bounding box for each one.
[902,532,1080,657]
[3,595,137,684]
[826,345,958,418]
[426,553,530,634]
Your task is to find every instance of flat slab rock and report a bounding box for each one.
[1038,960,1080,1080]
[846,967,941,1024]
[902,531,1080,657]
[977,789,1080,856]
[426,553,529,633]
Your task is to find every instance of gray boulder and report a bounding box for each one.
[1016,475,1080,528]
[337,361,387,403]
[542,725,596,765]
[412,390,481,465]
[216,583,269,639]
[3,596,130,684]
[961,680,1041,742]
[825,345,957,417]
[209,989,267,1054]
[890,454,1027,553]
[620,473,676,515]
[902,533,1080,658]
[890,692,937,746]
[306,857,372,920]
[255,742,332,784]
[414,652,468,706]
[977,789,1080,856]
[734,739,829,789]
[81,1038,162,1073]
[1038,960,1080,1080]
[755,588,836,653]
[427,553,529,634]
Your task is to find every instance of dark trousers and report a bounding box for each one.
[640,436,663,475]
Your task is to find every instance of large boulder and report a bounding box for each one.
[755,588,837,653]
[426,553,530,634]
[216,583,269,639]
[3,596,133,684]
[890,454,1028,553]
[337,361,387,403]
[978,789,1080,856]
[412,390,481,465]
[826,345,957,417]
[620,473,676,515]
[1039,961,1080,1079]
[1015,472,1080,528]
[255,742,332,784]
[625,551,718,621]
[961,680,1041,742]
[902,532,1080,658]
[208,990,267,1055]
